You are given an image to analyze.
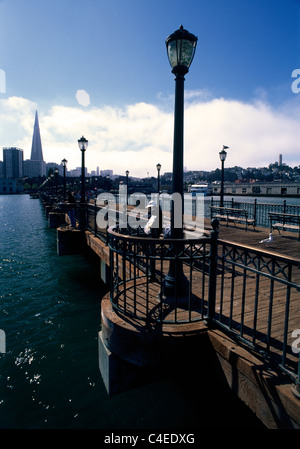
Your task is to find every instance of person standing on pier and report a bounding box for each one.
[67,191,76,227]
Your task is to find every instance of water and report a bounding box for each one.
[0,194,265,429]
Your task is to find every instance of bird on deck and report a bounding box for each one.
[259,233,273,247]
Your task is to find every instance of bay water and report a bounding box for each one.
[0,194,265,429]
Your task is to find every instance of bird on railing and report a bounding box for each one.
[259,233,273,247]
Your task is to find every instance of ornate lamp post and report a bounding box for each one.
[78,136,88,227]
[166,25,197,238]
[54,167,59,196]
[156,163,162,235]
[164,25,197,296]
[78,136,88,203]
[125,170,129,205]
[219,145,228,208]
[156,163,161,194]
[62,158,67,200]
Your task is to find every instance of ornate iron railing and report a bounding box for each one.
[215,239,300,383]
[107,225,216,325]
[107,221,300,387]
[210,197,300,228]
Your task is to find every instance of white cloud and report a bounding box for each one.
[0,95,299,177]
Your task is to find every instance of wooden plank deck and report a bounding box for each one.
[205,217,300,260]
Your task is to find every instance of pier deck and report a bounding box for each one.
[214,218,300,259]
[85,216,300,428]
[89,218,300,371]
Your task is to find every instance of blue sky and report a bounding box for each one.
[0,0,300,177]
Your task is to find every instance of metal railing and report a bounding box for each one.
[108,225,215,325]
[214,239,300,384]
[210,197,300,228]
[107,220,300,386]
[45,191,299,388]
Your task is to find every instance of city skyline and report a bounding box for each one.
[0,0,299,177]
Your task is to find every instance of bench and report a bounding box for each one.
[269,212,300,240]
[210,206,255,230]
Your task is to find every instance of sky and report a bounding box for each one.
[0,0,300,178]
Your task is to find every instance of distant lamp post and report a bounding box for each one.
[219,145,228,208]
[78,136,88,204]
[156,163,162,234]
[156,163,161,194]
[78,136,88,227]
[50,173,54,193]
[126,170,129,204]
[62,158,67,200]
[164,25,197,296]
[54,167,59,196]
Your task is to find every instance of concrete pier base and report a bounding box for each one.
[57,227,86,256]
[99,295,207,396]
[45,205,52,218]
[48,212,66,229]
[98,331,153,396]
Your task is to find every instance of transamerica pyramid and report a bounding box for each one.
[23,110,46,177]
[30,110,44,162]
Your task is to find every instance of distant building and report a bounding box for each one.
[279,154,282,166]
[23,111,46,178]
[0,179,23,194]
[3,147,23,179]
[46,162,62,176]
[211,181,300,197]
[68,167,87,177]
[100,169,113,177]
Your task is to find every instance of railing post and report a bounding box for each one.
[94,198,97,236]
[254,198,257,227]
[206,218,219,327]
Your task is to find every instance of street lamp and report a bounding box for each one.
[164,25,197,296]
[62,158,67,200]
[125,170,129,205]
[166,25,197,238]
[156,163,162,235]
[78,136,88,204]
[156,163,161,194]
[78,136,88,227]
[54,167,59,196]
[219,145,228,208]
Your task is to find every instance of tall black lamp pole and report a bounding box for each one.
[78,136,88,227]
[62,158,67,201]
[54,167,58,196]
[156,163,162,234]
[125,170,129,205]
[164,25,197,296]
[78,136,88,204]
[156,163,161,194]
[219,145,228,208]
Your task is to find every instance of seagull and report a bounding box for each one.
[259,233,273,247]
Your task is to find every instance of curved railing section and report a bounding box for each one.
[107,225,216,325]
